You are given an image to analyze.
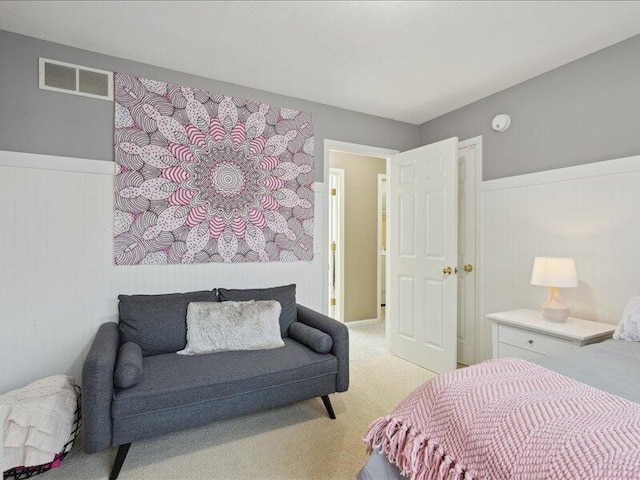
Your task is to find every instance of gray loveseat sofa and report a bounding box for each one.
[82,285,349,480]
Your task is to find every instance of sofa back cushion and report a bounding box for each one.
[218,284,296,337]
[118,290,217,356]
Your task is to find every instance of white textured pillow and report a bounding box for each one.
[613,297,640,341]
[177,300,285,355]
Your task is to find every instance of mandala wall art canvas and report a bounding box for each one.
[113,73,315,265]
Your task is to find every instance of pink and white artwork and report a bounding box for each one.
[113,73,314,265]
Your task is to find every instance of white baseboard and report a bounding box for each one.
[345,318,382,328]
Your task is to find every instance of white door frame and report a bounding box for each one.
[377,173,387,323]
[458,135,483,365]
[328,167,345,322]
[323,140,399,322]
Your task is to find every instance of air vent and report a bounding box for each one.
[39,58,113,101]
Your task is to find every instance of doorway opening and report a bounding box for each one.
[324,141,397,361]
[328,151,387,325]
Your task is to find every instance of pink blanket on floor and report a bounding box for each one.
[364,358,640,480]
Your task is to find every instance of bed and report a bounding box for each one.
[357,339,640,480]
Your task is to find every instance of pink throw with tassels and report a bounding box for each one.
[364,358,640,480]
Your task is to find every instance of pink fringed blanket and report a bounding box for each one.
[364,359,640,480]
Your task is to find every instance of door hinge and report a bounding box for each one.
[330,298,336,306]
[330,188,337,196]
[331,242,337,251]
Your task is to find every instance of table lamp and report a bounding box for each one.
[530,257,578,322]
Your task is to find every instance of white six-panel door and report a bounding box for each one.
[388,137,459,374]
[457,141,478,365]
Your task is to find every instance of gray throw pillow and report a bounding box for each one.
[218,284,296,337]
[178,301,285,355]
[114,342,143,389]
[118,290,218,356]
[288,322,333,353]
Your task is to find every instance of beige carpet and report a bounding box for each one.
[348,321,388,361]
[45,355,434,480]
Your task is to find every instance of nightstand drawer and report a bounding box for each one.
[497,342,544,361]
[498,324,573,356]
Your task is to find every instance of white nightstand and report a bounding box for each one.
[487,309,615,361]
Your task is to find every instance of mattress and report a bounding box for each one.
[356,339,640,480]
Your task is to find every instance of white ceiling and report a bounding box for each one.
[2,1,640,125]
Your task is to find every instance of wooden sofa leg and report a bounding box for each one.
[110,443,132,480]
[321,395,336,419]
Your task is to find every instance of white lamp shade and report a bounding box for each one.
[531,257,578,288]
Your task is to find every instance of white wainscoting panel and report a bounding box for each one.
[480,155,640,361]
[0,150,325,393]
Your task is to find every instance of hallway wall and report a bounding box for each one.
[330,152,386,322]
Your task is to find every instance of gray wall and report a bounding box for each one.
[420,34,640,180]
[5,28,639,182]
[0,30,420,180]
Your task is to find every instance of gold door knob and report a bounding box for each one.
[463,264,473,273]
[442,266,452,275]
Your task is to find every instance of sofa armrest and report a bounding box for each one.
[296,304,349,392]
[82,322,119,453]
